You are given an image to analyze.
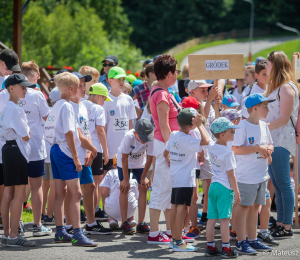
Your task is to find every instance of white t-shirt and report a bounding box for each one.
[165,131,202,188]
[0,101,31,162]
[232,120,273,184]
[80,94,89,102]
[241,83,267,107]
[232,88,244,106]
[190,127,202,170]
[140,107,152,122]
[117,129,154,169]
[100,168,138,209]
[102,93,137,159]
[19,88,50,161]
[44,99,84,164]
[82,100,106,153]
[44,108,52,164]
[0,89,10,163]
[208,141,236,190]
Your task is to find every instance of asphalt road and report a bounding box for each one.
[0,197,299,259]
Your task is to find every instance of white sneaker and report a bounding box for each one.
[129,220,137,228]
[109,220,118,230]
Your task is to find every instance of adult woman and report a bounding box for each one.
[265,51,300,238]
[147,55,180,244]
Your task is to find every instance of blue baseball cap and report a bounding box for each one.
[132,79,143,87]
[153,55,161,62]
[72,72,92,82]
[245,93,275,108]
[210,117,240,134]
[222,94,240,108]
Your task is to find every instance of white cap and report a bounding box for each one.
[241,105,249,119]
[49,87,61,103]
[188,80,213,92]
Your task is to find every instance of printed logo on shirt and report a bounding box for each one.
[248,137,254,144]
[130,145,135,150]
[113,118,129,132]
[110,110,115,116]
[87,110,91,115]
[210,153,217,163]
[79,117,84,123]
[172,142,180,151]
[18,100,26,107]
[47,116,55,124]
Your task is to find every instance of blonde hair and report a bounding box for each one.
[266,51,299,97]
[54,72,79,91]
[181,64,189,79]
[245,65,255,77]
[79,66,100,83]
[123,82,132,94]
[21,61,39,78]
[151,80,157,88]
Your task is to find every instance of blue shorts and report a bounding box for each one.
[28,160,45,178]
[117,167,144,184]
[79,166,94,185]
[50,144,79,181]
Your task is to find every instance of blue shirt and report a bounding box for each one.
[98,73,111,91]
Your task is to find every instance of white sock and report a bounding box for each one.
[260,229,268,233]
[65,225,72,229]
[149,231,160,237]
[95,205,100,213]
[11,236,18,240]
[166,230,172,236]
[87,221,97,227]
[248,238,256,242]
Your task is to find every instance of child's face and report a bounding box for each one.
[121,87,129,95]
[244,69,255,85]
[256,102,269,119]
[266,60,272,76]
[11,84,27,99]
[191,87,208,102]
[109,77,125,90]
[222,128,236,142]
[255,69,268,85]
[134,131,146,144]
[97,95,106,106]
[236,79,244,87]
[77,78,86,98]
[0,61,13,77]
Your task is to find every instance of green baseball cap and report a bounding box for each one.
[108,67,126,79]
[126,74,137,85]
[177,108,198,126]
[89,83,112,101]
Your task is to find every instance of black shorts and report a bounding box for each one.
[171,187,193,206]
[91,152,104,176]
[0,164,4,186]
[196,169,200,179]
[103,159,114,172]
[2,140,28,187]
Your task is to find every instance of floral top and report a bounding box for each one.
[266,81,299,156]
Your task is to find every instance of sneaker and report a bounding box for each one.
[23,203,32,210]
[66,227,74,235]
[268,223,277,233]
[186,226,201,239]
[85,222,112,235]
[0,217,3,228]
[41,214,44,223]
[221,247,238,258]
[54,232,72,243]
[173,240,197,252]
[169,238,174,249]
[271,225,293,239]
[128,220,137,228]
[197,219,206,230]
[230,230,238,241]
[1,235,8,246]
[80,210,87,224]
[136,222,150,234]
[121,221,135,235]
[165,233,195,243]
[109,219,119,230]
[248,239,272,251]
[18,221,26,236]
[215,223,221,229]
[235,241,257,255]
[147,232,170,245]
[72,231,98,247]
[205,245,221,256]
[7,235,36,247]
[33,224,52,237]
[43,215,55,225]
[95,209,108,221]
[257,231,279,246]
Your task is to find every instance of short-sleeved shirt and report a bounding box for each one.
[0,89,10,163]
[150,86,180,143]
[190,127,202,170]
[133,82,150,109]
[98,73,111,91]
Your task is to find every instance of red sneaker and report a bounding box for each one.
[24,203,32,210]
[147,232,170,245]
[166,233,195,243]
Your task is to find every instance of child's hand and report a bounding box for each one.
[258,146,270,159]
[120,179,130,193]
[103,150,109,165]
[74,157,82,172]
[193,114,203,128]
[198,149,205,162]
[234,192,241,206]
[84,152,93,167]
[141,177,150,190]
[207,86,219,102]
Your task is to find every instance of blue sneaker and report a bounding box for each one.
[72,230,98,247]
[186,226,201,239]
[235,241,257,255]
[248,239,273,252]
[55,232,72,243]
[172,240,197,252]
[169,238,174,249]
[197,210,202,219]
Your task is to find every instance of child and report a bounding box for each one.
[229,78,245,107]
[232,93,274,254]
[118,119,154,234]
[102,67,137,173]
[45,72,97,246]
[21,61,41,91]
[164,108,210,252]
[82,83,111,219]
[0,49,20,90]
[241,65,256,98]
[79,66,100,97]
[205,117,240,258]
[100,154,139,230]
[0,74,36,247]
[221,94,240,110]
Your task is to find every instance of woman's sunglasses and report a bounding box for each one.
[103,63,116,67]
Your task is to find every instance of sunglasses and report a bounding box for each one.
[175,70,181,74]
[103,63,116,67]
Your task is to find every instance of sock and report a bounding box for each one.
[260,229,268,233]
[73,228,82,236]
[56,225,65,233]
[23,202,27,208]
[11,236,18,240]
[201,212,207,223]
[87,221,97,227]
[222,242,230,248]
[95,205,100,213]
[174,239,182,244]
[149,231,159,237]
[65,224,72,229]
[166,230,172,236]
[207,241,215,247]
[33,224,41,228]
[248,238,256,242]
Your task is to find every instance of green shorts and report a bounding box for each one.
[207,182,234,220]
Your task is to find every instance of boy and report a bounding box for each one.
[205,117,240,258]
[163,108,210,252]
[222,94,240,110]
[21,61,41,91]
[102,67,137,173]
[0,49,20,90]
[82,83,111,219]
[232,93,274,254]
[101,154,139,229]
[118,119,154,234]
[45,72,97,246]
[0,74,36,247]
[79,66,100,96]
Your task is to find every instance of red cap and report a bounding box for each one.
[181,96,199,110]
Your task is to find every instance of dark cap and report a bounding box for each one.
[184,77,190,89]
[5,73,36,89]
[49,69,69,82]
[102,55,118,64]
[72,72,92,82]
[177,107,198,126]
[134,118,154,142]
[0,49,21,72]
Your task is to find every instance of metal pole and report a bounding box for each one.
[243,0,255,62]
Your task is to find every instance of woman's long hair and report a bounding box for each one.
[266,51,299,97]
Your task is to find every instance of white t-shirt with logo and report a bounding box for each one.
[100,168,138,209]
[208,141,236,190]
[0,89,10,163]
[232,120,273,184]
[165,131,202,188]
[102,93,137,159]
[241,83,267,107]
[44,99,84,164]
[0,101,31,162]
[117,129,154,169]
[190,127,202,170]
[19,88,50,161]
[82,100,106,153]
